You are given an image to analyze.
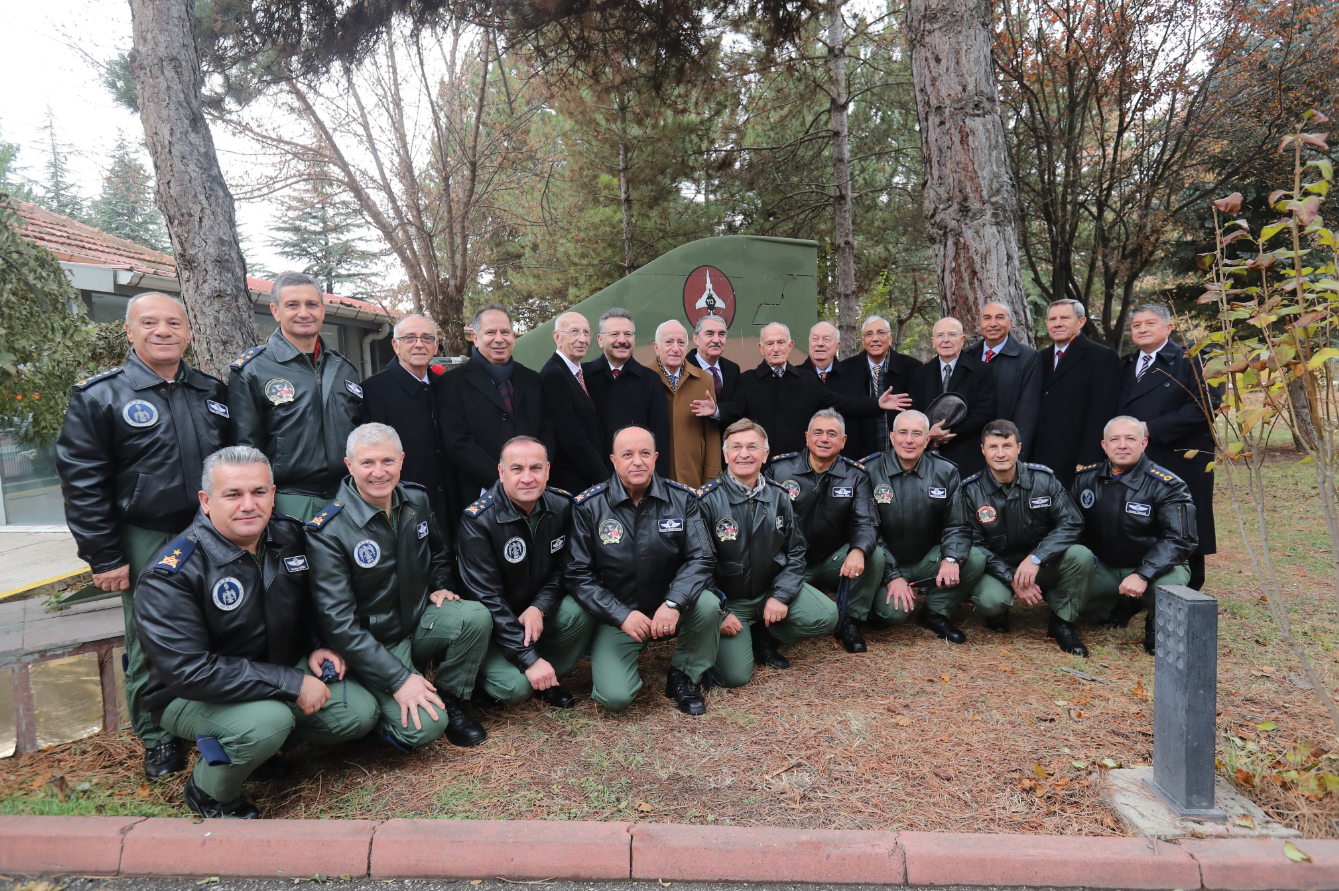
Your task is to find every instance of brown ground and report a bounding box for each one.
[3,450,1337,836]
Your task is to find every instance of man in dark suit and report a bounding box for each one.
[1118,303,1219,589]
[437,304,552,510]
[836,316,919,459]
[1033,299,1120,488]
[359,314,453,530]
[583,308,671,477]
[977,303,1041,460]
[908,317,996,476]
[686,313,739,403]
[540,311,606,492]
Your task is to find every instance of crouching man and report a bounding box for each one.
[307,423,492,752]
[135,446,378,818]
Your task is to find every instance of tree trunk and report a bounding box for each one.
[829,0,859,358]
[1288,376,1318,452]
[906,0,1031,342]
[129,0,256,378]
[617,98,634,278]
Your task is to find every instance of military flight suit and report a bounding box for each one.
[696,473,839,688]
[228,329,363,520]
[135,511,377,804]
[1071,455,1196,621]
[566,474,718,712]
[306,477,491,748]
[56,350,230,748]
[457,481,595,704]
[860,449,987,623]
[766,451,886,621]
[961,462,1093,620]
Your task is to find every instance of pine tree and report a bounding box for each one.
[89,132,169,251]
[39,107,85,221]
[267,177,380,294]
[0,122,34,202]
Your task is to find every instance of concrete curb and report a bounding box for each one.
[1,816,1337,889]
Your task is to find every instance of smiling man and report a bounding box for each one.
[836,316,921,457]
[908,317,997,476]
[584,308,671,477]
[977,303,1041,460]
[541,311,606,493]
[652,319,721,487]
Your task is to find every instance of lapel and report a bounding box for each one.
[386,357,429,401]
[465,357,507,412]
[946,358,972,393]
[1123,351,1163,402]
[1046,334,1087,387]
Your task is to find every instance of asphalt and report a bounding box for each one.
[1,878,1108,891]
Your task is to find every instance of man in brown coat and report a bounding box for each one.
[651,320,721,488]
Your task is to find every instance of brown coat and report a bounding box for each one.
[653,359,722,489]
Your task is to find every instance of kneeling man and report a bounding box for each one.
[308,423,492,751]
[567,425,719,715]
[698,420,839,685]
[963,420,1093,656]
[136,446,378,818]
[460,436,595,708]
[1072,416,1197,654]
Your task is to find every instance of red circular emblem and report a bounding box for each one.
[976,504,998,525]
[683,265,736,328]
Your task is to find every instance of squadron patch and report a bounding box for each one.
[206,400,229,418]
[354,539,381,567]
[781,480,800,501]
[417,521,428,539]
[599,518,624,545]
[212,577,245,611]
[1080,489,1095,509]
[345,380,363,398]
[976,504,998,525]
[265,378,297,405]
[874,484,893,504]
[716,517,739,542]
[504,536,527,563]
[122,400,159,428]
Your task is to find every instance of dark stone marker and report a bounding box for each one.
[1147,584,1225,820]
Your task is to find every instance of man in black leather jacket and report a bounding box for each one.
[566,426,719,715]
[56,293,229,780]
[698,419,838,686]
[135,447,377,818]
[459,436,594,709]
[1072,416,1197,654]
[306,424,492,751]
[766,409,883,654]
[228,272,363,521]
[962,419,1094,656]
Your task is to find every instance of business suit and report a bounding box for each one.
[719,362,882,456]
[1034,334,1120,488]
[836,350,921,459]
[359,357,454,530]
[436,350,552,512]
[686,349,740,402]
[582,355,671,477]
[1118,340,1219,588]
[539,352,607,493]
[976,337,1041,460]
[908,354,997,476]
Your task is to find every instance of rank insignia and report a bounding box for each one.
[716,517,739,541]
[976,504,998,524]
[874,484,893,504]
[154,538,195,573]
[599,518,624,545]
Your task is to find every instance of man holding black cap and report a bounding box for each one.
[908,317,996,477]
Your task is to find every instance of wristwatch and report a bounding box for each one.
[663,600,680,611]
[943,556,958,564]
[1029,555,1042,565]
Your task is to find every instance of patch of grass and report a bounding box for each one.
[0,790,179,817]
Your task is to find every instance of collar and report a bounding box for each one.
[558,351,583,375]
[607,472,668,506]
[726,471,768,500]
[813,360,835,375]
[123,349,194,390]
[984,463,1031,493]
[268,327,327,363]
[191,508,278,567]
[762,361,789,378]
[694,352,721,372]
[868,354,889,373]
[885,451,927,479]
[939,356,959,373]
[397,359,430,385]
[983,336,1008,358]
[336,476,405,528]
[487,479,548,524]
[1099,454,1149,486]
[805,451,841,477]
[1139,340,1169,360]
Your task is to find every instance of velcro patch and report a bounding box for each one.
[831,486,853,498]
[345,380,364,398]
[1126,502,1152,516]
[928,487,947,499]
[1029,496,1051,508]
[659,518,684,532]
[284,555,309,572]
[206,400,229,418]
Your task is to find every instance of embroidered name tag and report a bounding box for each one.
[417,521,428,539]
[206,400,229,418]
[345,380,364,397]
[659,518,684,532]
[831,486,853,498]
[550,535,566,553]
[284,556,309,572]
[1029,496,1052,508]
[1126,502,1152,516]
[928,487,947,499]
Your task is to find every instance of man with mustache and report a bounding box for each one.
[583,308,671,477]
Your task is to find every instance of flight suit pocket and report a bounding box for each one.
[117,472,144,515]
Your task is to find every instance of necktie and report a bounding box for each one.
[818,369,827,383]
[709,365,723,397]
[942,363,952,392]
[984,348,996,363]
[575,367,589,396]
[872,362,889,445]
[1053,348,1065,370]
[498,379,514,413]
[612,368,620,379]
[1136,353,1154,381]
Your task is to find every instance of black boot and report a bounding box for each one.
[833,616,868,653]
[916,606,966,644]
[442,692,488,747]
[1143,613,1156,655]
[663,667,706,715]
[1047,611,1089,657]
[1102,595,1144,629]
[471,688,505,711]
[535,685,576,709]
[183,775,260,819]
[751,624,790,669]
[984,611,1010,634]
[143,739,186,780]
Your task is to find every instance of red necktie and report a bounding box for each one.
[1053,348,1065,370]
[575,367,589,395]
[612,368,621,379]
[984,348,996,363]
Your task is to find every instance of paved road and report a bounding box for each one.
[0,526,85,600]
[3,878,1114,891]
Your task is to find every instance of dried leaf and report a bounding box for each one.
[1234,768,1257,787]
[1283,841,1313,863]
[1231,814,1256,829]
[659,882,671,888]
[1072,761,1088,770]
[933,769,953,780]
[1053,778,1071,788]
[1213,192,1243,214]
[197,879,220,886]
[1100,758,1121,769]
[1018,777,1037,791]
[1033,763,1049,779]
[470,881,483,885]
[1258,721,1278,731]
[635,801,655,812]
[895,716,912,727]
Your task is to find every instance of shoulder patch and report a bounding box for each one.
[770,450,801,461]
[401,480,427,491]
[665,479,697,494]
[1076,462,1101,473]
[1024,462,1055,474]
[306,502,343,530]
[271,513,304,525]
[1145,464,1177,483]
[840,456,868,470]
[152,537,196,573]
[696,478,722,498]
[546,485,573,497]
[857,451,881,467]
[230,346,265,370]
[72,367,123,390]
[962,472,982,485]
[574,482,608,504]
[464,493,494,515]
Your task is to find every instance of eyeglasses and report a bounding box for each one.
[396,334,438,344]
[725,443,766,454]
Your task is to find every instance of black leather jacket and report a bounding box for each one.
[1071,455,1197,579]
[861,449,972,582]
[566,474,714,624]
[56,351,229,572]
[457,481,572,669]
[134,511,316,714]
[228,330,362,497]
[696,473,808,605]
[306,477,458,694]
[766,451,877,565]
[962,462,1084,583]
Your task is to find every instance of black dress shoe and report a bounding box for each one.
[442,692,488,747]
[535,685,576,709]
[471,688,505,711]
[1047,612,1089,657]
[916,606,966,644]
[663,667,706,715]
[1102,596,1144,629]
[143,740,186,780]
[751,624,790,669]
[1142,614,1156,655]
[834,617,868,653]
[984,611,1010,634]
[183,775,260,819]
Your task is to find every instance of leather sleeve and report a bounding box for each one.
[135,568,303,705]
[55,391,125,572]
[769,498,809,605]
[1034,481,1085,564]
[880,531,904,584]
[427,508,460,593]
[435,376,502,492]
[565,502,634,626]
[306,529,411,694]
[848,470,879,557]
[666,496,714,607]
[1140,482,1198,581]
[227,368,265,452]
[457,516,536,669]
[938,472,973,561]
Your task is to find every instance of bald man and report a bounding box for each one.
[977,303,1041,460]
[541,311,607,492]
[907,317,997,476]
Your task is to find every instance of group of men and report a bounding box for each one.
[54,269,1217,821]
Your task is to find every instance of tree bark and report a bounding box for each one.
[828,0,859,357]
[617,96,634,277]
[906,0,1031,342]
[129,0,256,377]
